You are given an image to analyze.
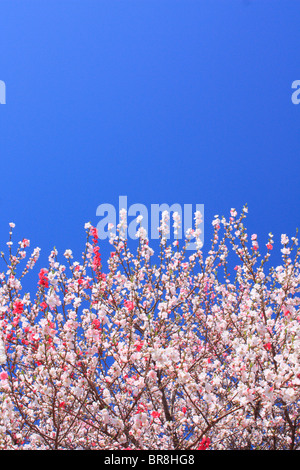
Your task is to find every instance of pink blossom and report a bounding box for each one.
[124,300,134,311]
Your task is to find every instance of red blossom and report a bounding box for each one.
[38,268,49,288]
[21,238,30,248]
[13,300,24,315]
[135,341,143,352]
[151,411,160,419]
[198,437,210,450]
[92,319,101,330]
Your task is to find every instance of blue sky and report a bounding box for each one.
[0,0,299,274]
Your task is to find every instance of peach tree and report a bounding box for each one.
[0,206,299,450]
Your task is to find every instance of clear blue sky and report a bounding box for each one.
[0,0,299,272]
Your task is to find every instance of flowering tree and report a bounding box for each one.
[0,206,299,450]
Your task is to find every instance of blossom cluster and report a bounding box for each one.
[0,207,299,450]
